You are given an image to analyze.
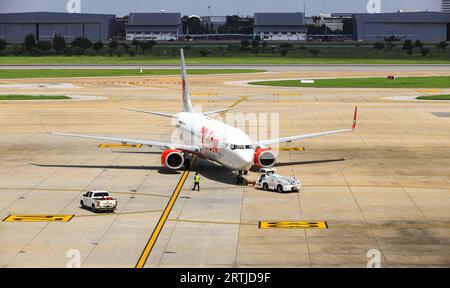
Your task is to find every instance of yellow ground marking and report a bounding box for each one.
[218,96,248,116]
[3,214,74,222]
[98,144,143,148]
[135,169,190,268]
[273,147,306,151]
[272,92,301,96]
[416,89,443,93]
[135,96,248,268]
[259,221,328,229]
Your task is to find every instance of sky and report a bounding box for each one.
[0,0,442,17]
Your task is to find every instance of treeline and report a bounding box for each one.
[0,34,159,57]
[373,38,448,57]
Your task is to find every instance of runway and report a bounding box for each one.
[0,67,449,267]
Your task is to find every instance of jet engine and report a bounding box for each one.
[254,147,276,168]
[161,149,184,169]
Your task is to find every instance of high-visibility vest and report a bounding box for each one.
[195,175,200,183]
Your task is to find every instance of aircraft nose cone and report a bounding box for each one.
[236,150,254,170]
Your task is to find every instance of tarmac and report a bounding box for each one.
[0,65,449,267]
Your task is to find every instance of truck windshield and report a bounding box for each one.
[93,192,109,197]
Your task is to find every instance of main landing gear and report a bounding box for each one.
[235,170,248,184]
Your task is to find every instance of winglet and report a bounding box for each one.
[352,106,358,130]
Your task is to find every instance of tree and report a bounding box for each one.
[436,40,448,52]
[108,40,119,49]
[52,35,66,52]
[116,46,126,57]
[402,39,413,51]
[309,49,320,57]
[402,39,414,55]
[385,40,396,50]
[71,37,92,49]
[0,39,7,51]
[414,39,424,49]
[37,41,52,51]
[280,43,294,51]
[280,49,289,57]
[92,41,104,51]
[252,47,260,56]
[373,42,385,50]
[24,34,37,51]
[120,42,129,51]
[198,49,211,57]
[251,39,260,49]
[261,41,268,52]
[131,39,140,50]
[241,40,250,48]
[420,47,431,57]
[141,40,156,53]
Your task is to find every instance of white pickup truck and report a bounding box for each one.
[80,190,117,213]
[255,168,302,193]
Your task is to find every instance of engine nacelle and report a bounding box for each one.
[254,147,276,168]
[161,149,184,170]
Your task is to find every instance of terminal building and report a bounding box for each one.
[254,12,306,41]
[0,12,115,42]
[443,0,450,12]
[126,13,182,41]
[352,12,450,42]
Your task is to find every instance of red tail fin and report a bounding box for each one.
[352,106,358,130]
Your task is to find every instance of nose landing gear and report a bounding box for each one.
[235,170,248,184]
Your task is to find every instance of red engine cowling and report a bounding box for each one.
[161,149,184,170]
[254,147,276,168]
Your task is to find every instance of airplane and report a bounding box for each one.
[50,49,357,182]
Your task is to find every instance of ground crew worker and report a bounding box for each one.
[192,172,200,191]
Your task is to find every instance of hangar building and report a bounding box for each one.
[254,13,306,41]
[0,12,115,42]
[353,12,450,42]
[126,13,182,41]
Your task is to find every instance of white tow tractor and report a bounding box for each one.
[255,168,302,193]
[80,190,117,213]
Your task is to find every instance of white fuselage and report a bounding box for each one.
[176,112,254,171]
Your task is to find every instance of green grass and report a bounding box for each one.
[1,45,450,64]
[249,76,450,89]
[0,95,70,100]
[0,55,449,65]
[0,69,265,79]
[416,94,450,100]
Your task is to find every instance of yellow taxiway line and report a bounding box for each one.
[135,96,248,268]
[135,169,190,268]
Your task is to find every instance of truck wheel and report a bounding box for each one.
[263,183,269,191]
[92,205,96,213]
[80,201,84,208]
[277,185,283,193]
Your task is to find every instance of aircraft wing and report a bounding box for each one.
[254,106,357,147]
[49,132,200,153]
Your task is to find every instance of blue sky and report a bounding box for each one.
[0,0,442,17]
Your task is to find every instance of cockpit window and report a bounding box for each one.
[230,144,253,150]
